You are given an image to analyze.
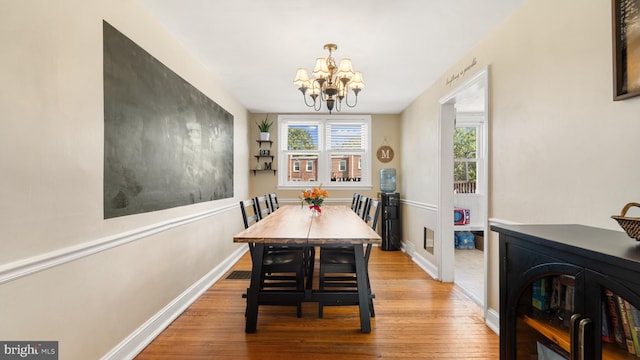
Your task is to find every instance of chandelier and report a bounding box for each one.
[293,43,365,114]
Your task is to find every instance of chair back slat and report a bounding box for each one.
[350,193,360,212]
[268,193,280,212]
[356,196,369,220]
[239,199,259,229]
[365,199,381,231]
[254,195,271,220]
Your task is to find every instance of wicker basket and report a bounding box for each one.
[612,202,640,240]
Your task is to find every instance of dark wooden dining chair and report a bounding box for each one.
[364,199,380,230]
[318,195,369,279]
[240,198,259,229]
[268,192,280,212]
[356,195,370,220]
[254,195,272,220]
[239,199,305,317]
[350,193,360,212]
[317,200,380,318]
[257,194,315,290]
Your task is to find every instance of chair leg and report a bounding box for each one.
[366,271,375,318]
[318,252,324,318]
[305,247,315,290]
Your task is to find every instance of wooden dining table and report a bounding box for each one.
[233,205,382,333]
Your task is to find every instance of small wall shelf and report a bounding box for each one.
[256,140,273,148]
[252,169,277,176]
[253,140,275,175]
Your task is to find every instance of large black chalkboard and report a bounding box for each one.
[103,21,233,219]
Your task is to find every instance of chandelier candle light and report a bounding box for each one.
[293,43,365,114]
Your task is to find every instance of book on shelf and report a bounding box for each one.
[616,294,636,354]
[550,276,561,310]
[604,288,627,350]
[624,299,640,358]
[601,289,640,356]
[532,278,550,311]
[602,300,615,343]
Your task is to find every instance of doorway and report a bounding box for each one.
[453,115,486,305]
[438,67,489,309]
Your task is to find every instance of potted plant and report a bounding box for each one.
[256,114,273,141]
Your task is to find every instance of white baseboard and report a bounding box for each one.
[456,284,483,306]
[101,246,248,360]
[404,244,439,280]
[484,307,500,335]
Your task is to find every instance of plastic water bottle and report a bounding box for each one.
[380,168,396,193]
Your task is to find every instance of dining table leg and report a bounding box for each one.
[245,243,264,333]
[353,244,372,333]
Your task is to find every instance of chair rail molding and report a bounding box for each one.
[0,203,238,285]
[402,199,438,212]
[488,218,521,227]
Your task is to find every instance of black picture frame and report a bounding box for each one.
[612,0,640,100]
[103,22,234,219]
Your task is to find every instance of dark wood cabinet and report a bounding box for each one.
[492,224,640,360]
[379,192,401,251]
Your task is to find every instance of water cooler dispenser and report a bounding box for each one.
[379,169,401,251]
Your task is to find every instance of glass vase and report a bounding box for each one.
[309,206,321,217]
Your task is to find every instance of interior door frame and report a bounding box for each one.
[437,66,489,308]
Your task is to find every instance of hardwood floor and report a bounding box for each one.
[135,247,499,359]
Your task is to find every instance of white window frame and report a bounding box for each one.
[306,160,313,172]
[277,114,372,189]
[339,160,347,172]
[293,160,300,172]
[454,115,485,195]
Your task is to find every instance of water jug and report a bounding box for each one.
[380,168,396,193]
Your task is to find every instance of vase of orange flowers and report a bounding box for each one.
[300,185,329,216]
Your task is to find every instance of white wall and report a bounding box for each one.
[401,0,640,319]
[0,1,249,358]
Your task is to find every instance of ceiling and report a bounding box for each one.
[138,0,523,115]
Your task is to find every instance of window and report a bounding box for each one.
[454,125,478,194]
[338,160,346,172]
[278,115,371,188]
